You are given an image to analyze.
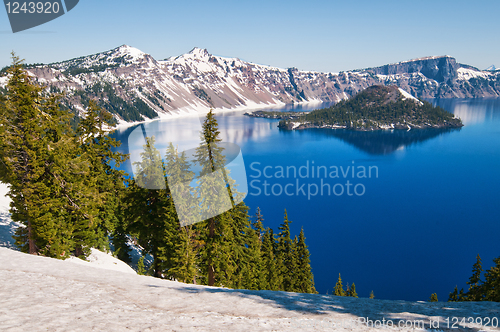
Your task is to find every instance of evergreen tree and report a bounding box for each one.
[429,293,438,302]
[193,110,256,289]
[458,288,466,301]
[194,110,235,286]
[348,283,358,298]
[76,100,128,255]
[241,208,265,290]
[334,274,345,296]
[294,227,316,293]
[448,286,459,302]
[224,202,252,289]
[125,137,176,277]
[0,90,11,184]
[137,255,146,275]
[248,207,266,289]
[466,254,484,301]
[253,207,264,240]
[261,228,281,290]
[277,209,296,292]
[3,54,91,258]
[111,218,131,264]
[1,56,129,260]
[483,256,500,302]
[163,143,198,283]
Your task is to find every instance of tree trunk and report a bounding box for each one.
[208,217,215,286]
[27,220,37,255]
[75,246,83,258]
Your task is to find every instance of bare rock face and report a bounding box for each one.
[366,56,459,83]
[2,45,499,123]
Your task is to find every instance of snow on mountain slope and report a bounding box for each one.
[398,87,423,105]
[2,46,500,124]
[1,247,499,332]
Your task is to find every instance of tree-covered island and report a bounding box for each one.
[245,85,463,131]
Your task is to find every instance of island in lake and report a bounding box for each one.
[245,85,464,131]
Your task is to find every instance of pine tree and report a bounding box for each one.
[369,290,375,299]
[429,293,438,302]
[193,110,256,288]
[4,53,58,255]
[224,202,252,289]
[0,89,11,184]
[277,209,296,292]
[111,218,131,264]
[163,143,197,283]
[76,100,128,255]
[261,228,281,290]
[194,110,235,286]
[483,256,500,302]
[125,137,176,277]
[348,283,358,298]
[466,254,484,301]
[448,286,459,302]
[294,227,316,293]
[334,273,345,296]
[169,224,198,283]
[458,288,466,301]
[3,53,90,258]
[137,255,146,275]
[253,207,264,240]
[241,208,265,290]
[248,207,266,289]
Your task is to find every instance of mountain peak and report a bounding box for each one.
[485,64,497,71]
[113,45,146,60]
[188,47,210,57]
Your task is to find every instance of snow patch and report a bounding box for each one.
[0,182,21,250]
[67,248,136,274]
[115,45,146,61]
[457,67,491,80]
[398,88,423,105]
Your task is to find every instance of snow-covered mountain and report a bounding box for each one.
[2,45,500,123]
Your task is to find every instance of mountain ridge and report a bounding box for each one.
[1,46,499,123]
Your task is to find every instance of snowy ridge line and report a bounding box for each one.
[2,46,500,125]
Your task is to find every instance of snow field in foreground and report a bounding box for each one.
[1,183,500,331]
[1,247,500,331]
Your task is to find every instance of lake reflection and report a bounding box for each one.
[301,127,461,155]
[428,98,500,125]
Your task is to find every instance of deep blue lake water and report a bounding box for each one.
[111,99,500,301]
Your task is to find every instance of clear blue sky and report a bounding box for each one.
[1,0,499,72]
